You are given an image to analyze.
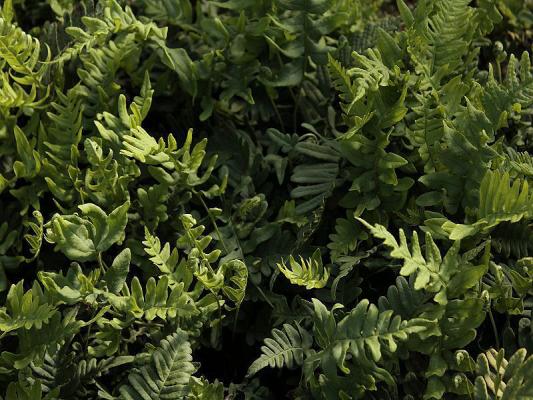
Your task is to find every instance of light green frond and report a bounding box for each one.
[23,210,43,261]
[0,17,50,85]
[0,281,56,334]
[277,249,330,290]
[443,170,533,240]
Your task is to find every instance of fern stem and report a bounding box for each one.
[269,93,285,131]
[488,306,500,350]
[252,282,274,308]
[293,85,303,132]
[97,252,107,272]
[193,190,230,254]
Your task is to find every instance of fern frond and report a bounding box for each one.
[219,259,248,307]
[119,330,196,400]
[40,88,84,205]
[504,147,533,178]
[400,0,476,79]
[289,138,340,215]
[43,88,84,167]
[188,377,224,400]
[141,0,192,25]
[59,0,168,63]
[452,348,533,400]
[359,218,488,304]
[307,298,434,390]
[247,322,312,377]
[328,54,356,112]
[0,17,50,86]
[0,71,46,110]
[106,276,198,321]
[277,249,330,290]
[0,282,56,334]
[23,210,43,261]
[378,276,427,319]
[75,39,128,120]
[444,170,533,240]
[406,75,468,174]
[492,221,533,259]
[143,228,179,275]
[482,52,533,130]
[337,299,423,360]
[28,347,130,397]
[5,380,58,400]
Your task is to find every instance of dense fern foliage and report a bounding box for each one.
[0,0,532,398]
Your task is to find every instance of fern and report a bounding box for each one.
[58,0,169,63]
[277,249,330,290]
[1,0,532,398]
[491,221,533,258]
[482,52,533,130]
[327,212,360,261]
[378,276,428,320]
[4,381,59,400]
[444,170,533,240]
[44,201,130,262]
[23,210,44,261]
[0,17,50,86]
[143,228,179,275]
[328,54,357,115]
[504,147,533,178]
[362,218,492,307]
[119,330,196,400]
[140,0,192,25]
[305,298,434,396]
[41,88,84,205]
[106,275,198,321]
[398,0,481,80]
[452,348,533,399]
[288,135,341,215]
[247,322,312,377]
[317,298,429,362]
[0,282,56,334]
[75,39,132,122]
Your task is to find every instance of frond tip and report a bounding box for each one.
[277,249,330,289]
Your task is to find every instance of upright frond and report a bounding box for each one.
[119,330,196,400]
